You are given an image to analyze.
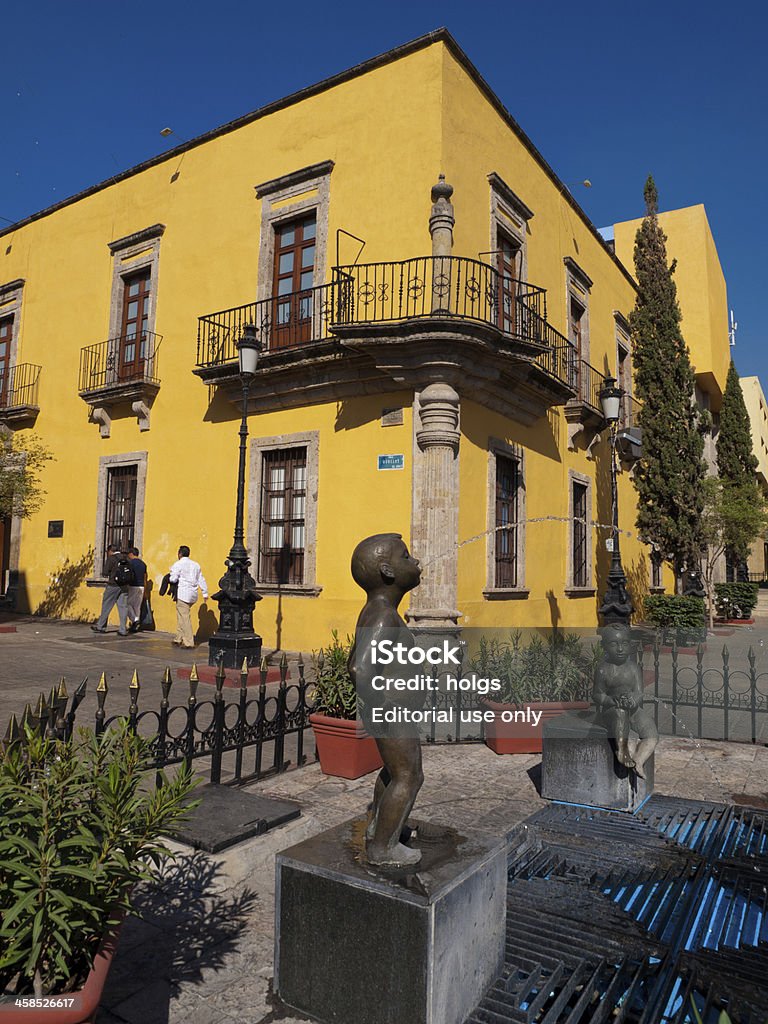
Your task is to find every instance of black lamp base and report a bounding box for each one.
[208,632,263,669]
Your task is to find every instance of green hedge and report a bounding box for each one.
[714,582,759,618]
[644,595,706,629]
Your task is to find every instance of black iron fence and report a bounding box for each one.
[0,362,41,410]
[639,641,768,744]
[78,331,161,393]
[5,655,316,787]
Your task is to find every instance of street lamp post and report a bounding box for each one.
[598,376,634,627]
[208,325,263,668]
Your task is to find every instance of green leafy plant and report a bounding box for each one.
[0,722,196,997]
[714,581,759,619]
[468,631,599,705]
[310,630,356,719]
[644,594,706,630]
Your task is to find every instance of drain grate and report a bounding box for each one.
[466,795,768,1024]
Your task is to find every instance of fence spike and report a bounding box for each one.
[189,664,199,704]
[35,692,48,719]
[161,667,173,701]
[748,646,756,667]
[260,658,268,687]
[215,659,226,694]
[97,672,108,694]
[3,713,20,747]
[260,655,268,672]
[280,652,288,684]
[722,644,730,665]
[57,677,68,701]
[696,643,704,664]
[129,670,140,694]
[241,657,249,675]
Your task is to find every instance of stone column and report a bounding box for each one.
[429,175,454,315]
[408,383,461,632]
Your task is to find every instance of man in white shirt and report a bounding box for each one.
[168,545,209,649]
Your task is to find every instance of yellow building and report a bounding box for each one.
[1,30,683,650]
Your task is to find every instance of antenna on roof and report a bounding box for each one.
[729,309,738,347]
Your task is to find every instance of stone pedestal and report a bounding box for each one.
[541,711,654,812]
[275,817,506,1024]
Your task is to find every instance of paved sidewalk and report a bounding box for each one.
[93,736,768,1024]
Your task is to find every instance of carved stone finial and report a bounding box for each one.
[431,173,454,204]
[429,174,455,260]
[416,383,460,453]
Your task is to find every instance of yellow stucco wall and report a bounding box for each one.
[613,205,730,411]
[2,36,680,649]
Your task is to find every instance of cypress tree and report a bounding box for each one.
[717,361,758,485]
[629,176,707,584]
[717,361,761,574]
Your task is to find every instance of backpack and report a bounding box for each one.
[113,558,133,587]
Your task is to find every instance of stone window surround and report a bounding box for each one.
[87,451,148,583]
[254,161,334,307]
[565,469,595,595]
[107,225,165,340]
[0,279,25,369]
[248,430,321,596]
[484,438,528,599]
[0,424,24,601]
[488,172,532,282]
[564,256,592,367]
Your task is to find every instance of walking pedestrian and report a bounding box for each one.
[91,544,131,635]
[126,547,148,633]
[168,545,209,649]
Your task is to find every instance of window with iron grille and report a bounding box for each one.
[495,454,520,588]
[572,481,589,588]
[103,465,137,569]
[258,448,307,584]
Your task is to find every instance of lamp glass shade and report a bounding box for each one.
[599,376,623,423]
[238,327,260,376]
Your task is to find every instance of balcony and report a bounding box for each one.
[79,332,161,436]
[0,363,41,425]
[565,358,605,450]
[195,256,577,423]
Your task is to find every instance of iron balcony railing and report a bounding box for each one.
[79,331,161,393]
[333,256,550,339]
[196,282,337,367]
[196,256,578,392]
[572,358,604,411]
[0,362,41,410]
[619,391,641,430]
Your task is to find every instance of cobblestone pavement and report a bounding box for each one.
[94,737,768,1024]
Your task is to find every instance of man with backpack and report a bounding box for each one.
[91,543,131,635]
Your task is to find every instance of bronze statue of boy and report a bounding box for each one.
[593,622,658,778]
[348,533,424,868]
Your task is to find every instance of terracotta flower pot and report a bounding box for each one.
[480,698,591,755]
[2,919,122,1024]
[309,712,383,779]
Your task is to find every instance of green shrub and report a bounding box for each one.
[0,722,196,996]
[468,630,600,704]
[310,630,356,719]
[644,594,706,630]
[714,582,759,618]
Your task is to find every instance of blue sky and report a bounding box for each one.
[4,1,766,382]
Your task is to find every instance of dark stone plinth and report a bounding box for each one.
[172,784,300,853]
[275,817,507,1024]
[207,631,262,669]
[541,711,654,812]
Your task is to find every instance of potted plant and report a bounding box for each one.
[0,721,195,1023]
[309,631,383,779]
[471,631,598,754]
